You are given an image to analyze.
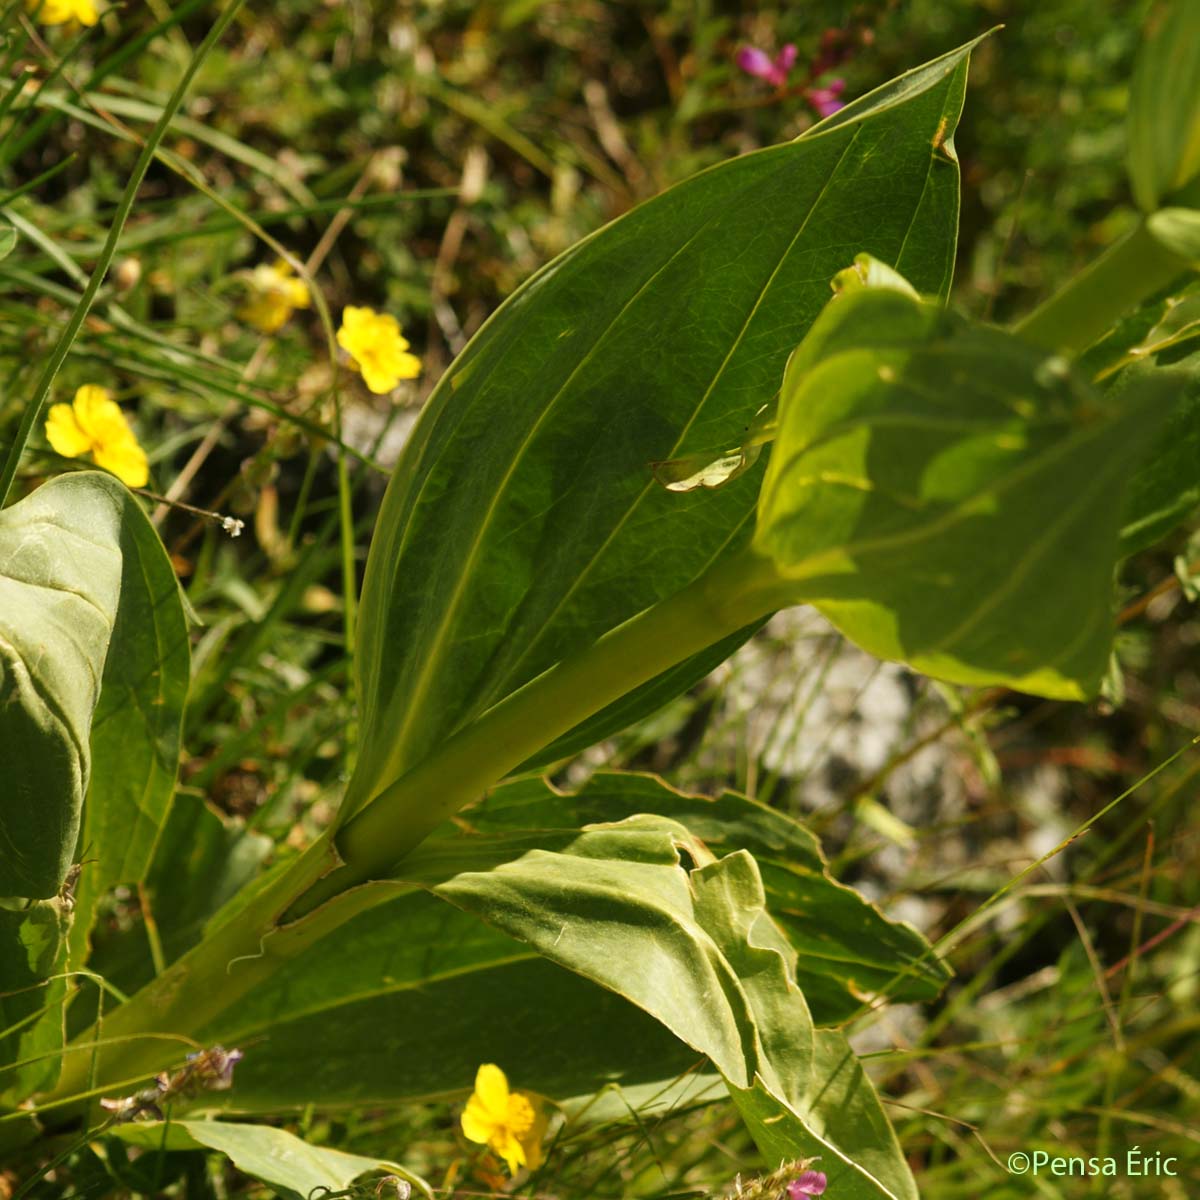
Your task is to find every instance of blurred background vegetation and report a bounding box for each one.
[3,1,1198,1197]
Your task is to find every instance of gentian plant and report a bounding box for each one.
[3,4,1200,1196]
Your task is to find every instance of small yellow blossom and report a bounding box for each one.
[336,305,421,394]
[45,385,148,488]
[237,259,311,333]
[460,1063,548,1176]
[27,0,98,25]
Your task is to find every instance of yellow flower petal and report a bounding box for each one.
[460,1066,548,1177]
[44,402,91,458]
[28,0,98,23]
[505,1091,536,1138]
[93,434,149,488]
[51,385,150,486]
[336,305,375,342]
[72,385,131,446]
[337,306,421,393]
[27,0,74,23]
[492,1128,527,1176]
[237,260,311,332]
[282,275,311,309]
[238,292,292,333]
[461,1095,498,1146]
[472,1063,512,1124]
[516,1095,548,1170]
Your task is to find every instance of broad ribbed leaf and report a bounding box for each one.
[113,1120,429,1199]
[459,773,950,1021]
[0,898,70,1102]
[754,288,1174,699]
[347,38,981,813]
[0,474,127,898]
[67,477,190,967]
[1127,1,1200,211]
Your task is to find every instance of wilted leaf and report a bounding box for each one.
[399,814,912,1193]
[398,819,806,1093]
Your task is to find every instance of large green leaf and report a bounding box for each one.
[753,288,1174,699]
[0,474,129,898]
[0,898,70,1103]
[347,38,979,813]
[66,473,190,967]
[113,1119,429,1199]
[1127,0,1200,211]
[458,773,950,1022]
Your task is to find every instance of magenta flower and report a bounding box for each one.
[788,1171,828,1198]
[805,79,846,118]
[736,43,797,88]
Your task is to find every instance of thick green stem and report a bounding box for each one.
[42,547,786,1109]
[1013,218,1191,355]
[43,836,337,1111]
[285,546,788,919]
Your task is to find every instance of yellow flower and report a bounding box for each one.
[460,1063,548,1176]
[45,385,148,488]
[27,0,98,25]
[336,305,421,394]
[237,259,311,333]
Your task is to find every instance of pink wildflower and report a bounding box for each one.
[788,1170,828,1198]
[805,79,846,118]
[736,43,797,88]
